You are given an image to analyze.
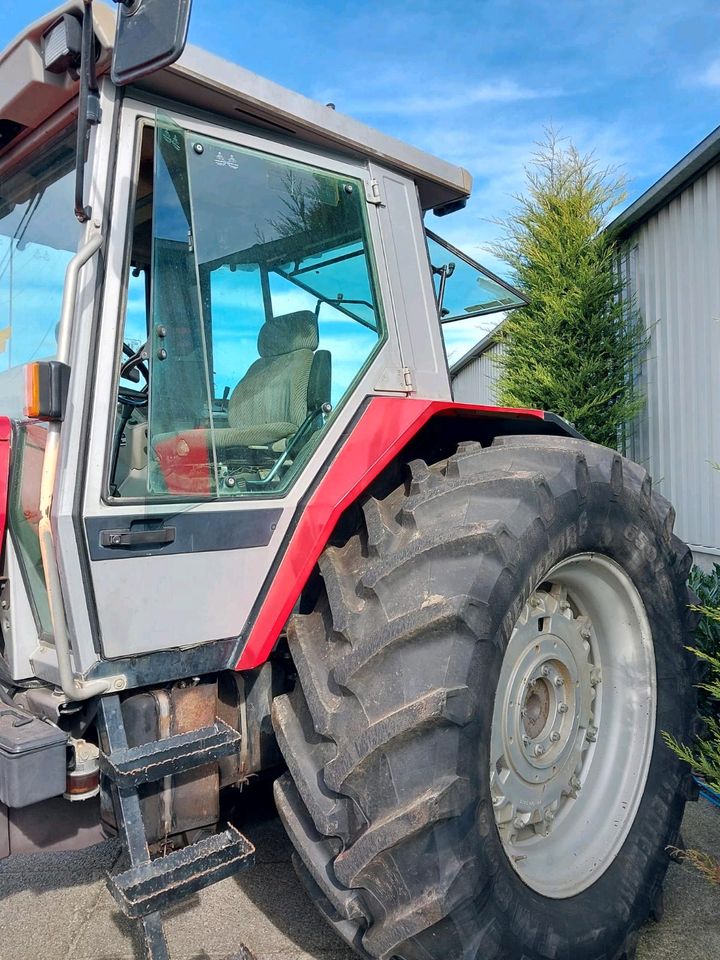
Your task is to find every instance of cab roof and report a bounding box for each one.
[0,1,472,213]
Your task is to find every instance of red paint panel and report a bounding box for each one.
[235,397,544,670]
[0,417,12,558]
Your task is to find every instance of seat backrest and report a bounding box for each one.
[226,310,319,446]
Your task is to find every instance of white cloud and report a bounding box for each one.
[698,58,720,88]
[351,80,551,117]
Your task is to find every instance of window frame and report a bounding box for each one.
[102,107,389,505]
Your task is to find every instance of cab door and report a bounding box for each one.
[73,103,395,663]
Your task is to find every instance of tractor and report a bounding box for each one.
[0,2,698,959]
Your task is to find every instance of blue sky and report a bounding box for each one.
[4,1,720,360]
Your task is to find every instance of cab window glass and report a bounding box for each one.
[110,119,385,499]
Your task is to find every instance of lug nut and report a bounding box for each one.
[559,600,570,612]
[586,726,597,742]
[544,808,555,822]
[541,665,550,677]
[534,744,545,757]
[570,775,582,791]
[558,702,568,714]
[554,675,564,687]
[581,627,591,640]
[513,816,524,829]
[550,731,561,743]
[522,734,530,746]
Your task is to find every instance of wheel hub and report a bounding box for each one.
[491,586,597,840]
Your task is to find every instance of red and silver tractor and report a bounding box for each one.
[0,2,697,958]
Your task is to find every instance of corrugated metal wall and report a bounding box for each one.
[625,162,720,564]
[452,341,504,404]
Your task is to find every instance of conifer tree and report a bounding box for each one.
[491,131,647,450]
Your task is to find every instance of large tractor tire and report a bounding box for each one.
[272,435,697,960]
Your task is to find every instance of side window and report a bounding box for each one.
[110,118,385,499]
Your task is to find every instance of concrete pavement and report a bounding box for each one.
[0,791,718,960]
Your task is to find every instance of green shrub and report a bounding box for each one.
[490,130,648,451]
[689,563,720,658]
[663,565,720,886]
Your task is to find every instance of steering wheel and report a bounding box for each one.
[119,341,149,407]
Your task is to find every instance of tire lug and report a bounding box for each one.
[544,808,555,822]
[550,731,561,743]
[554,675,564,687]
[513,816,524,830]
[541,665,550,677]
[586,725,598,742]
[533,744,545,757]
[558,702,568,714]
[570,775,582,791]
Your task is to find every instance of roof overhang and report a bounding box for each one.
[0,2,472,213]
[608,123,720,240]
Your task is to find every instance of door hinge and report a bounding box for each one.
[373,366,414,394]
[365,178,383,205]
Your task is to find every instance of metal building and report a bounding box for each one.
[451,329,504,406]
[450,124,720,566]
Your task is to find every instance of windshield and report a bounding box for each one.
[0,129,81,417]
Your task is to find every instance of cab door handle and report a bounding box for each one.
[99,526,176,548]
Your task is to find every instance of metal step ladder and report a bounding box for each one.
[98,695,255,960]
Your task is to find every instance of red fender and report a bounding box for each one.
[236,397,549,670]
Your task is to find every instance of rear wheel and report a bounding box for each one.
[272,435,697,960]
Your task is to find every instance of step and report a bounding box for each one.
[108,825,255,919]
[99,719,241,786]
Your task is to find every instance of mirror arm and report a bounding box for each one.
[432,261,455,318]
[74,0,102,224]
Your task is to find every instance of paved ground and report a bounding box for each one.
[0,789,718,960]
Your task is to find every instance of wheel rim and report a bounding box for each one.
[489,553,656,898]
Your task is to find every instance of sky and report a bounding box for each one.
[3,0,720,361]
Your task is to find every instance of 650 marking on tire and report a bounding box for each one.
[272,436,697,960]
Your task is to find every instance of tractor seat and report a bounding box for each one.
[214,309,327,449]
[152,310,331,492]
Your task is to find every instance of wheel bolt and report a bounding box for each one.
[522,734,530,746]
[534,744,545,757]
[513,816,524,829]
[570,775,582,791]
[544,808,555,822]
[550,731,561,743]
[554,675,564,687]
[492,795,503,807]
[581,627,591,640]
[586,725,597,742]
[541,665,550,677]
[558,702,568,714]
[559,600,570,612]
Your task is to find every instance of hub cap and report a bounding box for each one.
[490,554,656,897]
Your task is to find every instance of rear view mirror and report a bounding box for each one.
[111,0,193,86]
